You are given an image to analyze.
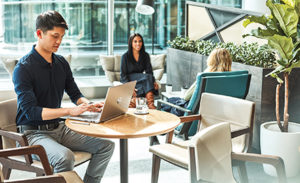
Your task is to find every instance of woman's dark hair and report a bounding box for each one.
[128,33,145,57]
[36,10,68,32]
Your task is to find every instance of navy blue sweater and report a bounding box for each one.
[13,46,83,126]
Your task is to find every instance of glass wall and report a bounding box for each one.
[0,0,242,79]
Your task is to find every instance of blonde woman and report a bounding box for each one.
[183,48,232,101]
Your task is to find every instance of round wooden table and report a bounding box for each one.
[65,109,180,183]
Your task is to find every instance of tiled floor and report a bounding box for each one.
[9,136,300,183]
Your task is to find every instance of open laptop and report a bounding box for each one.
[65,81,136,123]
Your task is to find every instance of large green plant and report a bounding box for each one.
[243,0,300,132]
[168,37,277,68]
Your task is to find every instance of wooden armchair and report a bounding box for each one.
[156,70,251,140]
[149,93,286,183]
[188,122,286,183]
[0,145,83,183]
[0,98,91,180]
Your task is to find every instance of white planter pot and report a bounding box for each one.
[260,121,300,177]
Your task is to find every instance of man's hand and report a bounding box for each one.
[69,103,90,116]
[87,102,103,112]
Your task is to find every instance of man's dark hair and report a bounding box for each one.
[36,10,68,32]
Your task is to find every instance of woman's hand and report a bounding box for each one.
[154,82,159,90]
[133,89,138,97]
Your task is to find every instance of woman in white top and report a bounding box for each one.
[183,48,232,101]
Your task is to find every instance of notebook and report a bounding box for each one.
[65,81,136,123]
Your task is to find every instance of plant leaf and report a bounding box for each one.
[267,0,298,37]
[292,47,300,61]
[243,15,268,27]
[266,65,285,76]
[266,17,282,33]
[293,40,300,51]
[281,0,295,7]
[289,60,300,69]
[268,34,294,60]
[266,68,284,83]
[251,27,278,39]
[277,58,289,66]
[295,0,300,17]
[276,76,284,83]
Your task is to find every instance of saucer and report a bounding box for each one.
[134,110,149,115]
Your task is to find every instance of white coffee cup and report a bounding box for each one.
[136,97,148,114]
[181,87,187,98]
[166,84,172,94]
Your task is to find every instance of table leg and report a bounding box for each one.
[120,139,128,183]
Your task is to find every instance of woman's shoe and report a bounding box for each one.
[129,97,136,108]
[145,91,156,109]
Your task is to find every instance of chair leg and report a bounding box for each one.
[151,154,161,183]
[189,147,197,183]
[184,132,189,140]
[36,172,45,176]
[236,161,248,183]
[149,136,160,146]
[2,166,12,179]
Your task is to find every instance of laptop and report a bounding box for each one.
[64,81,136,123]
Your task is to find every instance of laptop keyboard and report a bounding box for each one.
[68,111,102,122]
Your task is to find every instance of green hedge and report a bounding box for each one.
[168,36,277,68]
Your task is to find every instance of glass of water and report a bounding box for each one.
[135,97,149,114]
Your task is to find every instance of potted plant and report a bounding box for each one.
[167,37,276,90]
[243,0,300,177]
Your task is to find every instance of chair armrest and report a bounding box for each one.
[163,115,201,143]
[0,129,32,164]
[156,99,192,113]
[232,152,287,183]
[0,145,52,175]
[180,114,201,123]
[4,174,66,183]
[231,127,250,138]
[0,129,29,147]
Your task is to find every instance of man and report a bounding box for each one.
[13,11,114,183]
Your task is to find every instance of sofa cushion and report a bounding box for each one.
[151,54,166,81]
[2,59,18,76]
[64,54,72,65]
[1,55,72,77]
[100,55,118,83]
[114,55,122,81]
[100,54,166,84]
[150,54,166,70]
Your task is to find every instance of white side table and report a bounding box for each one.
[161,91,182,100]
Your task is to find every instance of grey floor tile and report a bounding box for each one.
[8,136,300,183]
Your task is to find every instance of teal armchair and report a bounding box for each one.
[157,70,251,140]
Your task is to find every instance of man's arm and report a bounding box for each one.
[42,97,102,121]
[76,97,90,105]
[41,103,90,120]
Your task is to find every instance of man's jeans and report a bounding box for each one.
[23,122,115,183]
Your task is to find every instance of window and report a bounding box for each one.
[0,0,241,80]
